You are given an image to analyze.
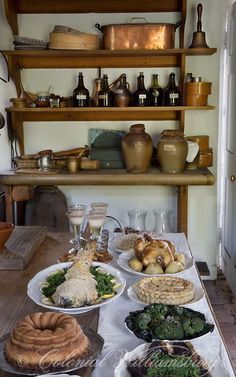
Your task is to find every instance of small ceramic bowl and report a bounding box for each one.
[0,222,14,251]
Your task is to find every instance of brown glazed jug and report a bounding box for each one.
[122,124,153,173]
[157,130,188,173]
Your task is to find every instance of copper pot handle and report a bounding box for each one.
[175,20,182,30]
[95,23,102,32]
[128,17,148,24]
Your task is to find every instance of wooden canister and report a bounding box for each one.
[10,98,27,108]
[185,82,212,106]
[187,135,209,151]
[67,157,81,173]
[199,148,213,168]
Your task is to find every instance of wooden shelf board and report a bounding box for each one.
[6,106,215,122]
[0,168,215,186]
[3,49,217,69]
[10,0,185,14]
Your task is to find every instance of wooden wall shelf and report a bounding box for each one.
[6,106,215,123]
[5,0,186,14]
[2,0,216,236]
[0,168,215,187]
[3,49,217,69]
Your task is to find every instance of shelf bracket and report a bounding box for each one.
[4,185,14,224]
[7,55,22,96]
[177,185,188,236]
[4,0,18,35]
[179,0,187,48]
[11,112,24,155]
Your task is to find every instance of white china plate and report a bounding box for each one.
[127,283,205,307]
[27,262,126,314]
[39,375,80,377]
[124,316,214,342]
[117,253,194,277]
[0,327,103,376]
[114,343,230,377]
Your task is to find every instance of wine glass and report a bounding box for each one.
[67,208,86,252]
[90,202,109,213]
[88,210,106,245]
[90,204,109,249]
[68,204,87,244]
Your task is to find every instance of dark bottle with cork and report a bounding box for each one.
[73,72,90,107]
[149,74,163,106]
[164,72,181,106]
[133,72,149,107]
[98,74,114,107]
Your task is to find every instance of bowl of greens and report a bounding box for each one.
[125,303,214,342]
[114,340,228,377]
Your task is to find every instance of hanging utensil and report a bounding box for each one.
[189,3,209,48]
[0,112,5,129]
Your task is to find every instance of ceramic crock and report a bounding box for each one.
[157,130,188,173]
[122,124,153,173]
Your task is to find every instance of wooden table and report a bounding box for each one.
[1,229,235,377]
[0,232,99,377]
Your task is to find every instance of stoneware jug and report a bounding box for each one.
[122,123,153,173]
[157,130,188,173]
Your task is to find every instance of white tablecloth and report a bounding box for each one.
[93,233,235,377]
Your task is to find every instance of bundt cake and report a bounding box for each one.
[4,312,90,371]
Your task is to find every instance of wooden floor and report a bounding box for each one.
[203,271,236,373]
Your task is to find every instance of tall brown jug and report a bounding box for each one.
[122,124,153,173]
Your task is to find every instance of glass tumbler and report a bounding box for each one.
[127,209,148,231]
[153,209,173,235]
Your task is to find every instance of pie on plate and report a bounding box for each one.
[134,276,195,305]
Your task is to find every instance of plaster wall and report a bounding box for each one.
[0,0,225,277]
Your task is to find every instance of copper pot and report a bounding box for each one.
[95,18,181,50]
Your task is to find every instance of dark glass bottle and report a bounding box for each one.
[133,72,149,107]
[98,74,114,107]
[148,74,163,106]
[73,72,90,107]
[164,72,181,106]
[114,74,132,107]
